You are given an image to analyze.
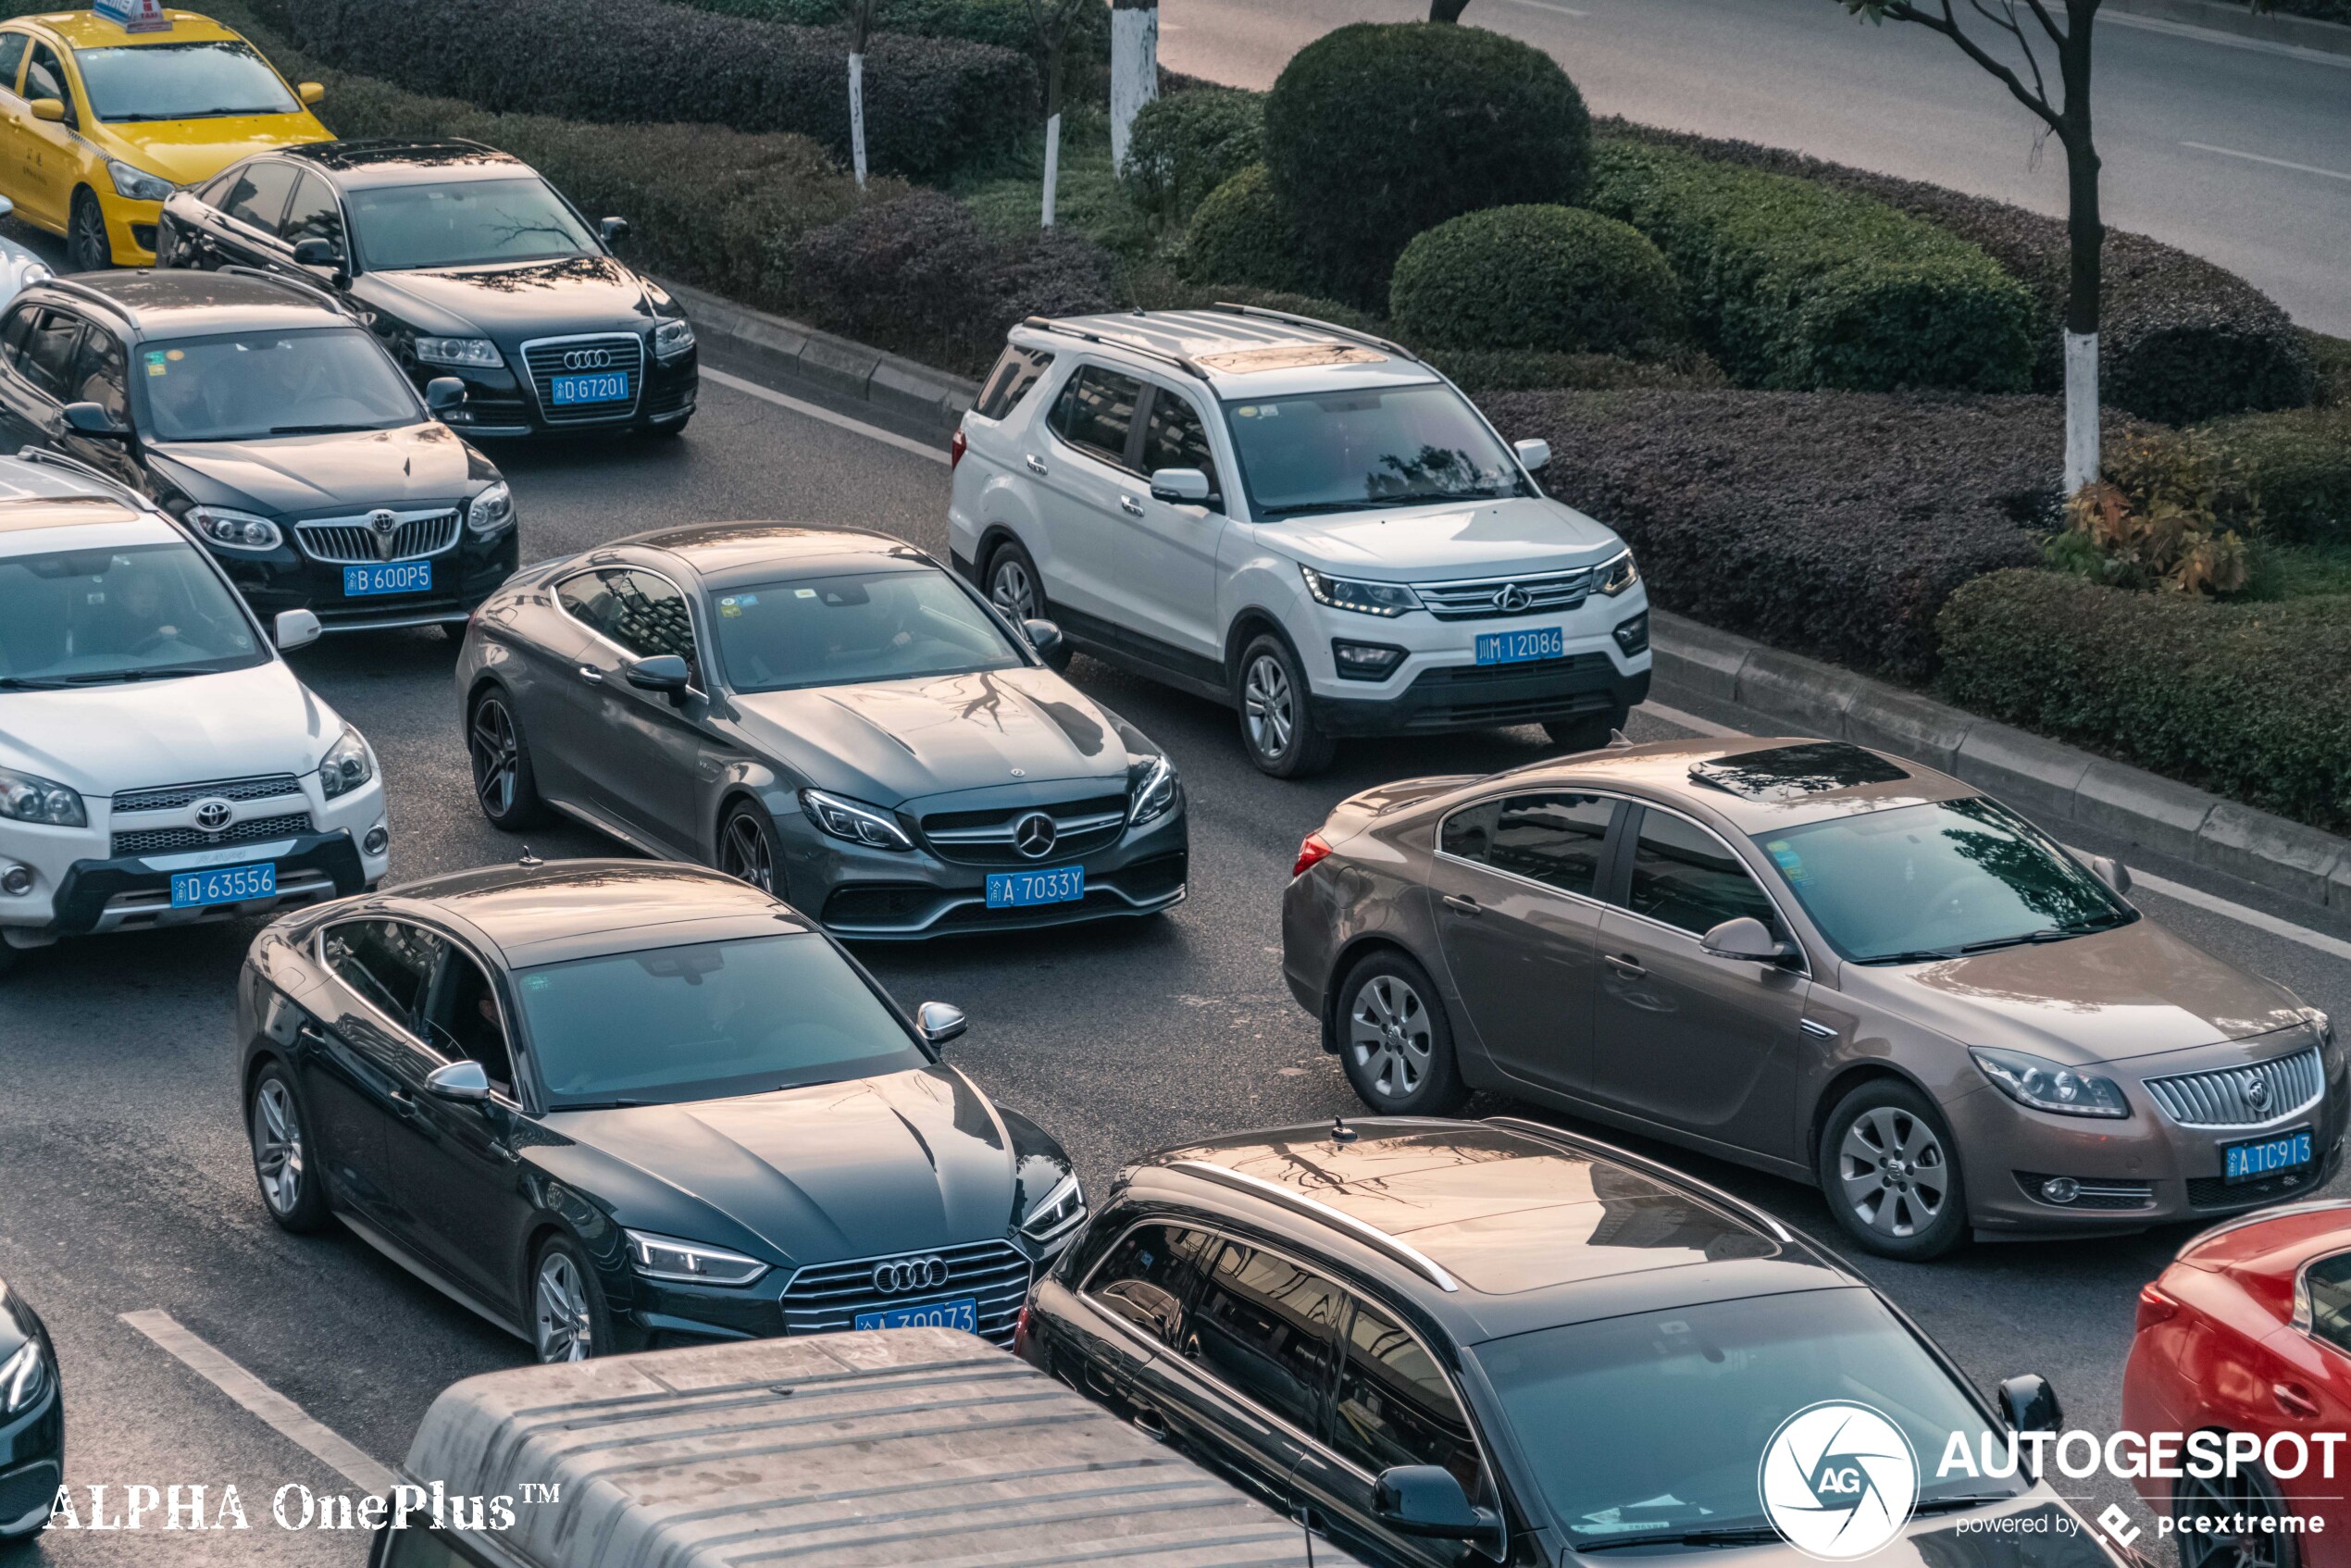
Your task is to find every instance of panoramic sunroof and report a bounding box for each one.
[1688,740,1910,801]
[1191,343,1387,373]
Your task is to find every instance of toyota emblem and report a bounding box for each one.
[1012,812,1058,860]
[2246,1074,2270,1110]
[192,797,234,833]
[871,1255,949,1296]
[1492,582,1533,614]
[562,348,615,370]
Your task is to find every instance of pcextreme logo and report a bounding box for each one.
[1758,1402,1921,1561]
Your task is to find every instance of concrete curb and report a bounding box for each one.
[2108,0,2351,55]
[1648,610,2351,914]
[664,280,978,436]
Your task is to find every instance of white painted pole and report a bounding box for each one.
[847,53,867,189]
[1041,110,1062,228]
[1110,1,1159,175]
[2063,330,2099,495]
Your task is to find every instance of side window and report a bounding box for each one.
[1084,1224,1218,1346]
[975,345,1053,419]
[1486,792,1616,897]
[1139,386,1221,502]
[1187,1242,1346,1437]
[16,309,83,400]
[1332,1297,1484,1497]
[218,162,301,235]
[1624,807,1780,937]
[603,570,698,674]
[421,948,516,1097]
[280,173,345,251]
[1,303,39,366]
[23,43,68,119]
[554,571,617,638]
[67,325,127,420]
[2304,1253,2351,1354]
[1048,366,1143,470]
[321,920,447,1032]
[0,33,31,95]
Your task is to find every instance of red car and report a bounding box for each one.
[2124,1200,2351,1568]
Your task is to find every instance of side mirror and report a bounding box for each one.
[1999,1373,2061,1435]
[600,216,632,247]
[273,608,321,653]
[2084,852,2132,896]
[292,237,342,269]
[1700,915,1797,966]
[297,81,326,106]
[623,653,691,699]
[61,400,127,437]
[1513,437,1551,472]
[1372,1466,1502,1544]
[424,1059,491,1103]
[424,376,466,414]
[1022,617,1072,674]
[28,98,64,124]
[0,196,14,220]
[1148,467,1211,504]
[916,1001,967,1048]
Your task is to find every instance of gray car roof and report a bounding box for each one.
[377,858,813,968]
[591,522,940,592]
[1480,736,1984,833]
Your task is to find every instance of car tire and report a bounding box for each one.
[1336,950,1467,1116]
[1543,705,1628,753]
[529,1234,612,1363]
[716,801,784,898]
[1236,632,1336,778]
[2173,1438,2297,1568]
[985,537,1044,623]
[67,190,111,273]
[1816,1078,1969,1261]
[248,1064,332,1234]
[467,688,548,829]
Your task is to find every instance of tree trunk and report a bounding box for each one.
[1040,33,1064,228]
[1110,0,1158,175]
[1430,0,1473,19]
[847,53,867,189]
[2059,1,2103,493]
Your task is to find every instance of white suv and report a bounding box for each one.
[0,454,390,976]
[947,306,1651,777]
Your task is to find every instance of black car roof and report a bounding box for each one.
[601,522,940,591]
[1123,1118,1856,1344]
[376,857,815,968]
[283,138,529,188]
[27,269,346,337]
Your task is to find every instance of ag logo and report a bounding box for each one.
[1758,1402,1918,1560]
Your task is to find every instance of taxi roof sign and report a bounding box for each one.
[92,0,172,31]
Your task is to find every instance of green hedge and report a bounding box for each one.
[2206,406,2351,545]
[1389,205,1679,356]
[1123,87,1265,224]
[1430,346,1725,394]
[1938,570,2351,830]
[1584,139,2034,393]
[655,0,1101,56]
[1180,164,1316,293]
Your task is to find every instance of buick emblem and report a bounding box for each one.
[192,797,234,833]
[871,1255,949,1296]
[368,508,401,562]
[1492,582,1533,614]
[562,348,614,370]
[1012,812,1058,860]
[2246,1074,2270,1110]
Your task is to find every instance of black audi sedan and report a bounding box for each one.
[0,269,516,632]
[0,1274,60,1542]
[238,857,1085,1362]
[1023,1118,2123,1568]
[155,139,697,439]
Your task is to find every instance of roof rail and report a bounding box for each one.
[1167,1159,1460,1292]
[1019,315,1210,381]
[10,445,157,509]
[214,264,350,315]
[1206,301,1423,366]
[1482,1116,1800,1247]
[38,276,137,329]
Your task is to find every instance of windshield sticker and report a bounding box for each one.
[717,594,753,618]
[1766,841,1809,883]
[793,588,816,598]
[143,350,167,378]
[1234,404,1276,419]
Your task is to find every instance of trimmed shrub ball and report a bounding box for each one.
[1180,163,1315,293]
[1123,86,1266,224]
[1389,205,1680,356]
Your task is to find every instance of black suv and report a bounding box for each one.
[155,139,697,439]
[0,269,516,632]
[1022,1118,2121,1568]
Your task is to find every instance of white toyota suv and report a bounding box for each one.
[0,454,389,976]
[947,306,1651,777]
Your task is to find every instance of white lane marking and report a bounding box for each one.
[1495,0,1594,14]
[2182,141,2351,182]
[121,1310,394,1495]
[2105,10,2351,67]
[702,367,952,466]
[1637,698,2351,962]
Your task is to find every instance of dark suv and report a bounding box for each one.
[1022,1118,2126,1568]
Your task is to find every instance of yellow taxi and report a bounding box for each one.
[0,6,329,271]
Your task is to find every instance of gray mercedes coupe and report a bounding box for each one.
[453,524,1186,938]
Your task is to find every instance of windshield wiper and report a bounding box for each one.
[1577,1526,1785,1551]
[0,676,72,691]
[551,1098,644,1112]
[268,424,384,436]
[1858,947,1964,965]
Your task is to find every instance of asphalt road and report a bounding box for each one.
[4,351,2350,1563]
[1160,0,2351,337]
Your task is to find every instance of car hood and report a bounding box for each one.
[0,660,340,794]
[101,117,329,188]
[540,1066,1021,1267]
[357,255,664,342]
[1266,495,1623,578]
[1850,916,2307,1065]
[728,667,1133,806]
[145,422,491,516]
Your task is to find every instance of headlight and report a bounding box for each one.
[106,159,174,203]
[317,726,374,800]
[624,1228,768,1287]
[1019,1172,1086,1245]
[801,788,913,851]
[1300,565,1421,617]
[1971,1047,2130,1119]
[466,481,515,537]
[187,505,281,553]
[0,1338,48,1414]
[1598,548,1639,596]
[0,765,85,828]
[414,337,503,369]
[653,317,696,362]
[1127,754,1179,828]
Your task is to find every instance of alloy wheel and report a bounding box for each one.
[69,199,109,272]
[989,558,1037,621]
[720,814,774,892]
[2176,1464,2289,1568]
[251,1079,304,1216]
[1242,653,1294,759]
[1348,974,1431,1101]
[1836,1105,1950,1238]
[469,699,519,817]
[533,1252,592,1363]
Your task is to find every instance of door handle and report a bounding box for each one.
[577,665,604,684]
[1024,454,1049,476]
[1119,494,1145,516]
[1441,893,1481,916]
[1604,952,1647,977]
[2275,1381,2322,1419]
[1132,1406,1168,1440]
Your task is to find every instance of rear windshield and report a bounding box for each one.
[710,567,1024,694]
[0,540,265,688]
[347,177,598,271]
[74,40,299,122]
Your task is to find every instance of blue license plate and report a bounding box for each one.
[987,866,1084,909]
[169,861,277,909]
[343,561,432,597]
[551,371,630,406]
[854,1296,978,1334]
[1474,626,1564,666]
[2224,1127,2313,1184]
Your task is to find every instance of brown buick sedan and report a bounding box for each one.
[1281,739,2342,1260]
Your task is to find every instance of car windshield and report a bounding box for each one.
[1222,382,1535,518]
[74,41,299,122]
[138,328,420,442]
[1754,796,2134,963]
[513,933,929,1107]
[710,567,1026,694]
[0,540,265,687]
[346,177,599,270]
[1471,1288,2027,1549]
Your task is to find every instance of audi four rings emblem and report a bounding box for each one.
[1493,582,1533,613]
[192,798,234,833]
[871,1256,949,1295]
[562,348,616,370]
[1013,812,1059,859]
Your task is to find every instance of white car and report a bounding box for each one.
[0,196,51,307]
[947,306,1652,777]
[0,454,389,976]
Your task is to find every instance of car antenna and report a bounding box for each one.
[517,847,542,869]
[1607,728,1633,748]
[1330,1115,1358,1145]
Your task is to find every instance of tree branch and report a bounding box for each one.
[1882,0,2067,131]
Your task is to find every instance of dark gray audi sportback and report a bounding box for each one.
[453,523,1187,938]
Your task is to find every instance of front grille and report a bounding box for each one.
[0,1460,60,1527]
[2145,1047,2324,1127]
[780,1238,1031,1346]
[2014,1172,2155,1211]
[1418,566,1596,621]
[919,793,1128,867]
[113,774,304,814]
[295,508,461,566]
[1117,852,1188,902]
[113,811,311,857]
[1399,653,1618,729]
[522,334,646,425]
[823,883,944,927]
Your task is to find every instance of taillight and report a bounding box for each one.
[1292,831,1333,878]
[2135,1281,2180,1335]
[949,428,967,469]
